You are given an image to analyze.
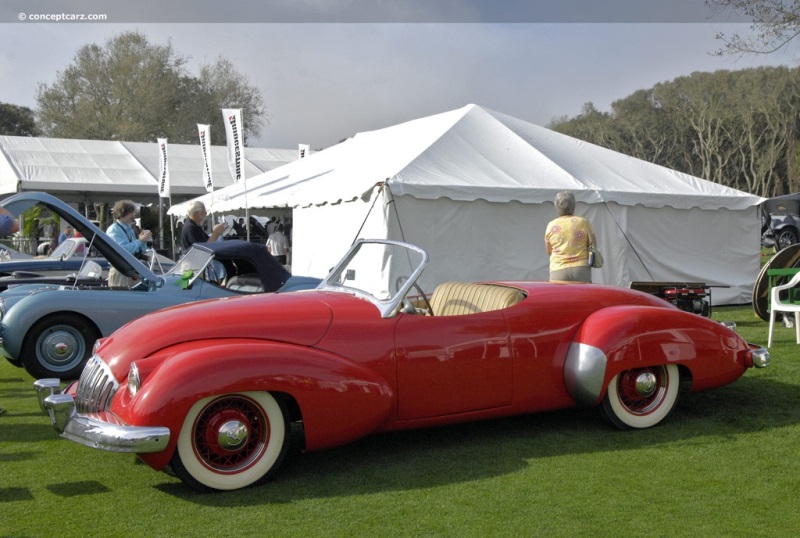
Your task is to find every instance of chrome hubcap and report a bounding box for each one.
[217,420,249,450]
[40,330,81,366]
[635,372,657,397]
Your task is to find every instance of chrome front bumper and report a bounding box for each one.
[34,378,170,453]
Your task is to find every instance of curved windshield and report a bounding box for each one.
[167,247,213,277]
[49,239,79,260]
[319,239,428,317]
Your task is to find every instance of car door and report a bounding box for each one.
[394,311,512,420]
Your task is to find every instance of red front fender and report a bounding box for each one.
[111,340,395,469]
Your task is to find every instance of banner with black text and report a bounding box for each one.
[157,138,170,198]
[222,109,244,185]
[198,124,213,192]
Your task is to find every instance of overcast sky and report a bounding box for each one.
[0,0,796,150]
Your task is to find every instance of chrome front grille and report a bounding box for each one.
[74,355,119,413]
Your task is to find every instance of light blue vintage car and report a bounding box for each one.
[0,192,319,379]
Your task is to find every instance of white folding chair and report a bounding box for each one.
[768,270,800,347]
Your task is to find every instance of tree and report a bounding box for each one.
[0,103,39,136]
[548,103,620,150]
[179,57,267,146]
[707,0,800,56]
[609,89,685,172]
[549,66,800,198]
[35,31,266,145]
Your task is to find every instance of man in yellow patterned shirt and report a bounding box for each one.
[544,191,596,283]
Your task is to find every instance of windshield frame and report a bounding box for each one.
[166,245,215,287]
[317,239,428,318]
[48,237,83,260]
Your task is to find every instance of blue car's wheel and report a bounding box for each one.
[602,364,679,430]
[21,314,99,380]
[171,392,289,492]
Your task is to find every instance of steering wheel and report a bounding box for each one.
[395,275,434,316]
[204,260,227,285]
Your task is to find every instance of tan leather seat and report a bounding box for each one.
[225,274,263,293]
[429,281,525,316]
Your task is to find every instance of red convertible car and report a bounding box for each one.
[35,239,770,492]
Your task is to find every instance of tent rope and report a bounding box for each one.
[384,182,408,243]
[351,181,387,245]
[601,200,654,280]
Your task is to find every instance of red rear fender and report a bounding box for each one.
[564,306,747,406]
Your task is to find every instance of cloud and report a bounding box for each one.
[0,9,789,152]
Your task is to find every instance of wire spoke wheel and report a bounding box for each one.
[602,364,679,430]
[172,392,289,492]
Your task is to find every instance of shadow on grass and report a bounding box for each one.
[0,423,65,444]
[0,375,27,384]
[46,481,111,497]
[153,374,800,504]
[0,451,38,463]
[0,487,34,503]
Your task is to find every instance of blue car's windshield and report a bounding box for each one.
[167,248,213,277]
[48,238,85,260]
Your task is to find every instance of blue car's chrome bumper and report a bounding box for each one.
[34,378,170,453]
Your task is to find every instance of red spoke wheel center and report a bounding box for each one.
[615,368,666,415]
[192,396,269,473]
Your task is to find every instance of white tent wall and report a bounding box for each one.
[291,192,759,305]
[389,197,759,304]
[291,197,391,277]
[383,196,550,292]
[0,147,19,194]
[598,203,761,305]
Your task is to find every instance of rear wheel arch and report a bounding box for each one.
[275,391,304,423]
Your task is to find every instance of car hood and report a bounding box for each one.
[1,192,159,285]
[101,290,338,377]
[0,283,63,308]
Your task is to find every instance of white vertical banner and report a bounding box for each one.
[197,124,213,192]
[157,138,170,198]
[222,108,245,184]
[299,143,310,159]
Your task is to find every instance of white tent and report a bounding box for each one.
[0,136,157,198]
[172,104,764,304]
[0,135,298,203]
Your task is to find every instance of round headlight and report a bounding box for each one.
[128,362,141,397]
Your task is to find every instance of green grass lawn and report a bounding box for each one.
[1,305,799,536]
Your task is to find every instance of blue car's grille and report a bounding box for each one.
[74,355,119,413]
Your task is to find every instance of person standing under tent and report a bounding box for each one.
[106,200,152,288]
[181,200,226,251]
[57,225,74,245]
[266,223,289,265]
[544,191,596,283]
